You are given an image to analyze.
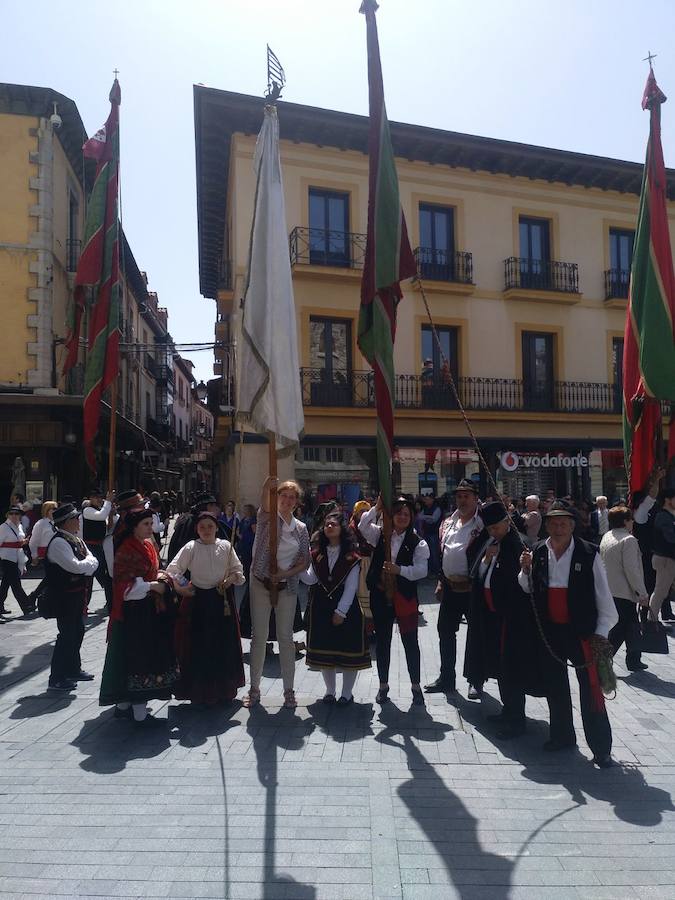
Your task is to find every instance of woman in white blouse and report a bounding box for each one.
[167,512,245,705]
[301,513,370,705]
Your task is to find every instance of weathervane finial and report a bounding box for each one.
[643,51,657,69]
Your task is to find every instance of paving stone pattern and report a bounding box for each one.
[1,534,675,899]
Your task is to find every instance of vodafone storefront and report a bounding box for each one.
[497,448,592,499]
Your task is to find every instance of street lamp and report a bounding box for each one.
[196,380,208,402]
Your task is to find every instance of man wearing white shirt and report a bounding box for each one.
[0,506,34,616]
[80,486,114,612]
[425,480,488,697]
[591,496,610,542]
[519,501,617,768]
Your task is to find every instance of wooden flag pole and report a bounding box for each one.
[382,506,395,602]
[268,434,279,608]
[108,376,118,490]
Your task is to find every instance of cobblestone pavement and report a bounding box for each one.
[1,553,675,899]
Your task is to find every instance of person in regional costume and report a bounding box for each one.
[301,513,370,705]
[167,512,245,704]
[358,495,429,706]
[518,501,618,767]
[167,492,227,561]
[464,501,533,739]
[425,480,488,698]
[349,500,374,633]
[99,507,179,725]
[80,486,114,613]
[0,506,35,617]
[44,503,99,691]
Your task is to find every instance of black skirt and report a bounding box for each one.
[306,589,371,671]
[174,586,245,703]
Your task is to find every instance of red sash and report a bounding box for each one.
[483,587,496,613]
[547,587,570,624]
[1,541,23,549]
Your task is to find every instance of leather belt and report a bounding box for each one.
[254,574,288,592]
[445,575,471,593]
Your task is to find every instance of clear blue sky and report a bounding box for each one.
[3,0,675,383]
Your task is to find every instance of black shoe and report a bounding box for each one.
[424,679,452,693]
[21,607,38,619]
[626,660,648,671]
[113,705,133,719]
[593,755,614,769]
[336,696,354,708]
[322,694,336,705]
[496,723,526,740]
[48,679,76,692]
[72,671,95,681]
[133,712,164,727]
[411,687,425,706]
[467,684,482,701]
[375,687,390,704]
[543,739,577,752]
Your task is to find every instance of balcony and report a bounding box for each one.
[289,226,366,271]
[155,364,174,384]
[299,368,626,415]
[414,247,473,284]
[218,258,232,292]
[66,239,81,273]
[604,268,630,305]
[503,257,580,304]
[145,353,157,377]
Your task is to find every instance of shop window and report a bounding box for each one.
[303,446,321,462]
[326,447,344,463]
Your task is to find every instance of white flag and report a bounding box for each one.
[237,106,304,451]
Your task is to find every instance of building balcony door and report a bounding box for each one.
[309,317,352,406]
[518,217,551,289]
[522,331,554,411]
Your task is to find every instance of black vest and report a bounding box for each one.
[531,538,598,638]
[44,533,89,594]
[367,529,421,599]
[82,512,107,544]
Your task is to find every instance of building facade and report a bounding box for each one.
[195,89,674,506]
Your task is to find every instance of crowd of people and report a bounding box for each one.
[1,467,674,768]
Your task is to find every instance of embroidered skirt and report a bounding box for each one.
[305,590,371,671]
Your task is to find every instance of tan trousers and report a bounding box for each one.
[650,555,675,617]
[249,578,298,691]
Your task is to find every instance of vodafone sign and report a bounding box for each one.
[499,451,588,471]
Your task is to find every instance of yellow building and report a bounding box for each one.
[0,83,178,504]
[194,88,674,507]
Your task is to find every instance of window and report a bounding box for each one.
[418,204,455,279]
[608,228,634,299]
[309,317,352,405]
[145,391,152,427]
[303,446,321,462]
[518,217,551,289]
[308,188,350,266]
[420,325,459,409]
[326,447,344,463]
[522,331,554,410]
[612,336,624,412]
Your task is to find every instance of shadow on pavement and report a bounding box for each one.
[167,700,241,748]
[374,702,513,899]
[246,704,317,899]
[71,709,171,774]
[619,670,675,699]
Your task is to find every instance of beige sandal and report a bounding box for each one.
[283,689,297,709]
[243,687,260,708]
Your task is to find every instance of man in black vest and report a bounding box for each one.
[519,501,617,767]
[45,503,99,691]
[80,486,114,612]
[167,492,225,561]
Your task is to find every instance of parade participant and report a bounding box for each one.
[465,501,539,738]
[419,494,442,576]
[220,500,240,544]
[425,480,487,698]
[301,513,370,705]
[600,505,649,671]
[167,512,245,704]
[99,507,179,725]
[44,503,99,691]
[237,504,257,579]
[244,477,310,709]
[519,501,617,767]
[111,489,145,547]
[80,486,114,612]
[26,500,58,608]
[349,500,374,629]
[0,506,34,616]
[648,488,675,623]
[359,495,429,706]
[149,497,165,551]
[167,492,226,560]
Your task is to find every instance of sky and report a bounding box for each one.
[3,0,675,383]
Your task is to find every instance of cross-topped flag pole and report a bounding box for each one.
[643,51,657,67]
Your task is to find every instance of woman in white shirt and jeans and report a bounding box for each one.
[244,478,310,709]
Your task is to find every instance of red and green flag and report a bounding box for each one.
[623,68,675,496]
[64,79,121,473]
[358,0,416,511]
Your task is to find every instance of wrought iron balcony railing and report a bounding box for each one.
[299,369,633,414]
[604,268,630,300]
[155,364,174,384]
[145,353,157,377]
[289,226,367,269]
[414,247,473,284]
[504,257,579,293]
[66,239,81,273]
